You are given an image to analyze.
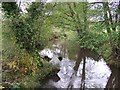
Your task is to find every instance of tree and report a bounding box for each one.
[2,2,46,66]
[103,1,120,59]
[117,1,120,51]
[2,1,20,18]
[48,2,89,37]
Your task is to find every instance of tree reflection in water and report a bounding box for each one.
[40,48,119,89]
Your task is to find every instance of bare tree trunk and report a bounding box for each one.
[118,1,120,49]
[103,2,117,58]
[116,1,120,59]
[80,57,86,89]
[103,2,111,34]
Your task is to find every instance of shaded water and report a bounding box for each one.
[39,43,120,89]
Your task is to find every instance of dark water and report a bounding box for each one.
[106,66,120,89]
[41,47,120,89]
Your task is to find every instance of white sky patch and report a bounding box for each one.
[46,0,53,3]
[17,0,35,13]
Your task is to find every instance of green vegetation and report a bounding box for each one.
[49,2,120,67]
[1,1,120,89]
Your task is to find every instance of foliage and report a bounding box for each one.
[2,2,53,67]
[2,28,54,88]
[48,2,88,34]
[2,2,54,88]
[1,1,120,89]
[49,2,120,65]
[2,19,39,88]
[2,1,20,18]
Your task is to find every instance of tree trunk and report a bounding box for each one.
[103,2,118,58]
[117,1,120,59]
[80,57,86,89]
[103,2,111,34]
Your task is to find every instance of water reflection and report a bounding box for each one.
[48,57,111,88]
[40,47,119,89]
[74,48,100,71]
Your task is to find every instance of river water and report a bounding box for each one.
[39,43,120,89]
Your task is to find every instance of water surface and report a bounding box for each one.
[40,44,120,89]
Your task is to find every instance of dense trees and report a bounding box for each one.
[2,1,53,88]
[1,0,120,88]
[2,2,20,17]
[49,2,120,59]
[103,2,120,59]
[2,2,52,66]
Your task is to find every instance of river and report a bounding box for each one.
[39,41,120,89]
